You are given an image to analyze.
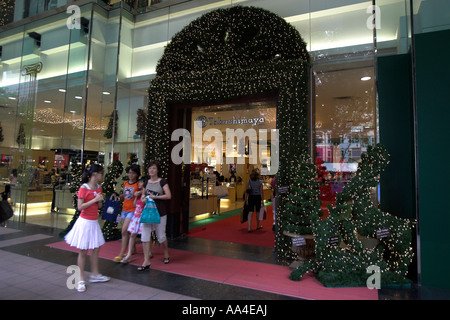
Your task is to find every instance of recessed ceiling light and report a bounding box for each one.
[361,76,371,81]
[75,96,82,99]
[59,89,66,93]
[102,91,110,95]
[44,100,51,103]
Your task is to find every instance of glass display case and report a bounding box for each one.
[189,166,217,218]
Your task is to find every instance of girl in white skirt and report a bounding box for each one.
[65,164,110,292]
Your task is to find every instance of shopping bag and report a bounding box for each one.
[140,198,160,224]
[240,204,249,223]
[102,195,120,221]
[0,200,13,223]
[215,185,229,199]
[258,205,267,221]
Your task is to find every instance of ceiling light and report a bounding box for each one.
[75,96,82,99]
[102,91,110,95]
[59,89,66,93]
[8,97,16,100]
[361,76,371,81]
[44,100,51,103]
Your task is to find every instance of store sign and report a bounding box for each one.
[195,115,266,128]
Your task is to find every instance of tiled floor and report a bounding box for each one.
[2,209,450,302]
[0,250,194,300]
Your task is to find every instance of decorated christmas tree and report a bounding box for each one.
[104,110,118,140]
[283,153,322,236]
[135,109,146,139]
[101,159,124,241]
[16,123,25,146]
[290,144,415,287]
[59,162,83,238]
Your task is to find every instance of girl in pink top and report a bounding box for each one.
[120,177,146,264]
[65,164,110,292]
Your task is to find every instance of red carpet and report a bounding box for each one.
[47,240,378,300]
[188,205,276,247]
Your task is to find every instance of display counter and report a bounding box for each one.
[224,186,236,202]
[189,195,218,218]
[10,187,53,203]
[55,189,74,213]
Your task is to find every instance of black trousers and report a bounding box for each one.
[247,194,262,213]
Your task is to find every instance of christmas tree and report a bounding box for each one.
[283,152,322,236]
[104,110,118,140]
[16,123,25,146]
[135,109,146,139]
[59,163,83,238]
[290,144,415,287]
[101,159,124,241]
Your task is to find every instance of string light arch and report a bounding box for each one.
[145,5,311,260]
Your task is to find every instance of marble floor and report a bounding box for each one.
[1,200,450,303]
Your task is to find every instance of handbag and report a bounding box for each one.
[0,200,13,223]
[140,197,160,224]
[240,204,249,223]
[258,205,267,221]
[215,185,229,199]
[102,195,120,222]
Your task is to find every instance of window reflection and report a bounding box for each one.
[314,63,376,208]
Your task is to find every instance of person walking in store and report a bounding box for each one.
[246,168,264,232]
[138,160,172,271]
[120,177,146,264]
[113,164,141,263]
[64,164,110,292]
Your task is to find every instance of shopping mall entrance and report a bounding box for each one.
[166,94,278,242]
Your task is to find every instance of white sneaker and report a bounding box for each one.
[89,274,110,283]
[77,281,86,292]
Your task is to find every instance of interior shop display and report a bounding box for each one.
[144,6,310,262]
[289,144,415,287]
[189,166,217,217]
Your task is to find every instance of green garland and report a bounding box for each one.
[145,6,310,261]
[290,144,415,287]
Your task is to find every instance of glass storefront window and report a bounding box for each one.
[0,0,426,224]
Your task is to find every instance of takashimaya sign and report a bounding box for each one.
[195,115,266,128]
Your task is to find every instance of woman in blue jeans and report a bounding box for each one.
[246,169,263,232]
